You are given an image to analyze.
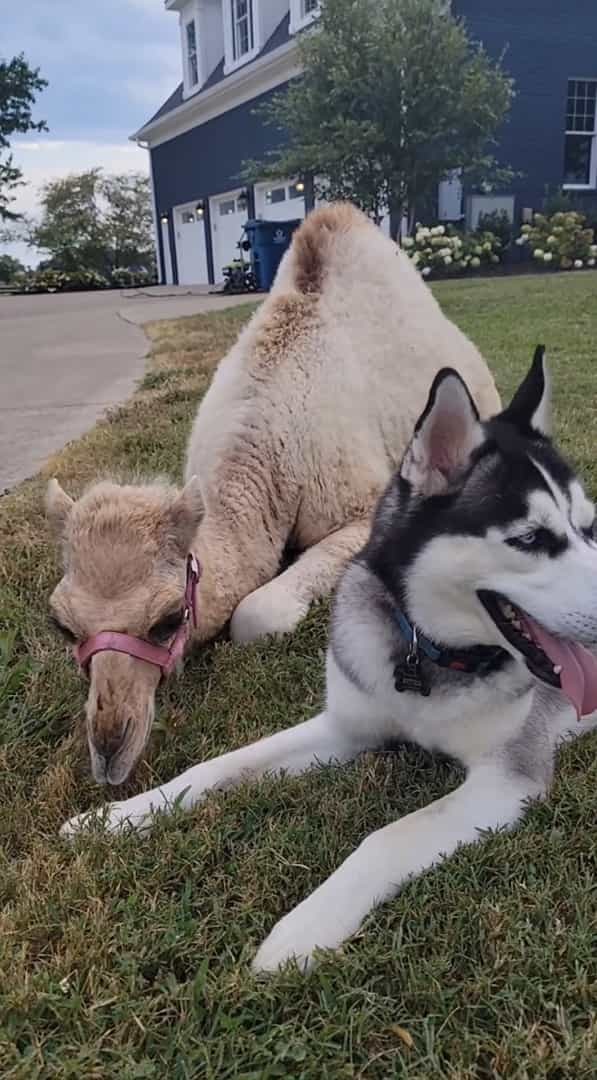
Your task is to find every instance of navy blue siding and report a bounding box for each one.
[151,84,289,211]
[151,85,289,283]
[454,0,597,213]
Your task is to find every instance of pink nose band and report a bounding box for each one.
[74,554,200,679]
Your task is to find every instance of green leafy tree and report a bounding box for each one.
[0,53,47,220]
[29,169,107,272]
[101,172,155,271]
[29,169,155,274]
[247,0,513,234]
[0,252,25,282]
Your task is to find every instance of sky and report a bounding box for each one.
[2,0,181,266]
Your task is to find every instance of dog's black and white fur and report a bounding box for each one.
[62,349,597,972]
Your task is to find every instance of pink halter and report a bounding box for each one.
[74,554,201,679]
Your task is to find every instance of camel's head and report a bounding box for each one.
[46,477,203,784]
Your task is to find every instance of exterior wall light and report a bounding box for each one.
[160,212,169,224]
[195,200,206,218]
[237,188,250,211]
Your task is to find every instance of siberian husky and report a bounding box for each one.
[62,347,597,973]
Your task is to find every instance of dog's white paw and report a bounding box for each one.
[231,583,308,644]
[252,897,347,974]
[60,796,153,839]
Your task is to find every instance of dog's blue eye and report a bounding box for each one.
[506,527,568,557]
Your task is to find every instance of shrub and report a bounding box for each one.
[477,210,513,248]
[515,211,595,270]
[110,267,155,288]
[12,267,109,293]
[402,223,502,278]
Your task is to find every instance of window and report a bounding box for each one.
[231,0,254,61]
[181,210,196,224]
[290,0,319,34]
[564,79,597,187]
[266,186,286,205]
[186,20,198,86]
[219,199,237,216]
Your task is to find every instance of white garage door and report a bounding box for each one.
[210,191,248,283]
[174,203,209,285]
[255,181,306,223]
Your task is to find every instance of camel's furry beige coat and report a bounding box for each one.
[48,203,500,783]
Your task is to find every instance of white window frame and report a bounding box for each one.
[223,0,259,75]
[563,77,597,191]
[289,0,320,36]
[179,2,202,98]
[185,18,199,88]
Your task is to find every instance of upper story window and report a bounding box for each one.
[231,0,254,61]
[185,18,198,87]
[290,0,319,35]
[564,79,597,188]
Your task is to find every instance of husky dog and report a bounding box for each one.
[62,348,597,973]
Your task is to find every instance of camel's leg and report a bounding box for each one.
[230,521,371,643]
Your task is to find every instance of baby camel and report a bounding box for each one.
[47,203,500,785]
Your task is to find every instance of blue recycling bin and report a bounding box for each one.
[244,218,303,291]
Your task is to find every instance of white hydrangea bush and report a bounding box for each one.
[403,224,502,277]
[515,211,596,270]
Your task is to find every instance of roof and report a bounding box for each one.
[143,13,291,129]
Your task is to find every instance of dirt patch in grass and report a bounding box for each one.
[1,279,597,1077]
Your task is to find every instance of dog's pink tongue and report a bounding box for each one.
[523,616,597,718]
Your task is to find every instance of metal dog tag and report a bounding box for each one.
[394,628,430,696]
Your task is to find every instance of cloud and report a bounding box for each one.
[0,1,181,267]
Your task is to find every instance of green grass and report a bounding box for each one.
[1,274,597,1078]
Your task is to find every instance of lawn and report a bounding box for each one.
[1,273,597,1078]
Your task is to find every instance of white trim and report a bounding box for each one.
[147,152,162,283]
[161,218,174,285]
[289,0,320,36]
[131,39,301,147]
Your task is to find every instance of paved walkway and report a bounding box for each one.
[0,286,257,492]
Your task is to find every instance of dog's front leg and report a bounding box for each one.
[61,711,369,837]
[253,761,546,973]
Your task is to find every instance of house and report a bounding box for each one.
[132,0,597,286]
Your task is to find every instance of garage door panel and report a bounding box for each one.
[174,203,208,285]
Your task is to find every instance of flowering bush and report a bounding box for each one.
[402,224,502,277]
[515,211,595,270]
[14,268,110,293]
[110,267,155,288]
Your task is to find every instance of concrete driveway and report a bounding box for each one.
[0,286,256,492]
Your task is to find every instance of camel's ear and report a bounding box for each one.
[170,476,204,554]
[46,479,75,535]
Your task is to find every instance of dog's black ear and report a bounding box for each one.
[502,345,551,436]
[399,368,482,495]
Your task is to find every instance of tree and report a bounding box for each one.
[29,169,107,272]
[101,172,155,270]
[0,53,47,220]
[0,252,25,283]
[247,0,513,234]
[28,169,155,274]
